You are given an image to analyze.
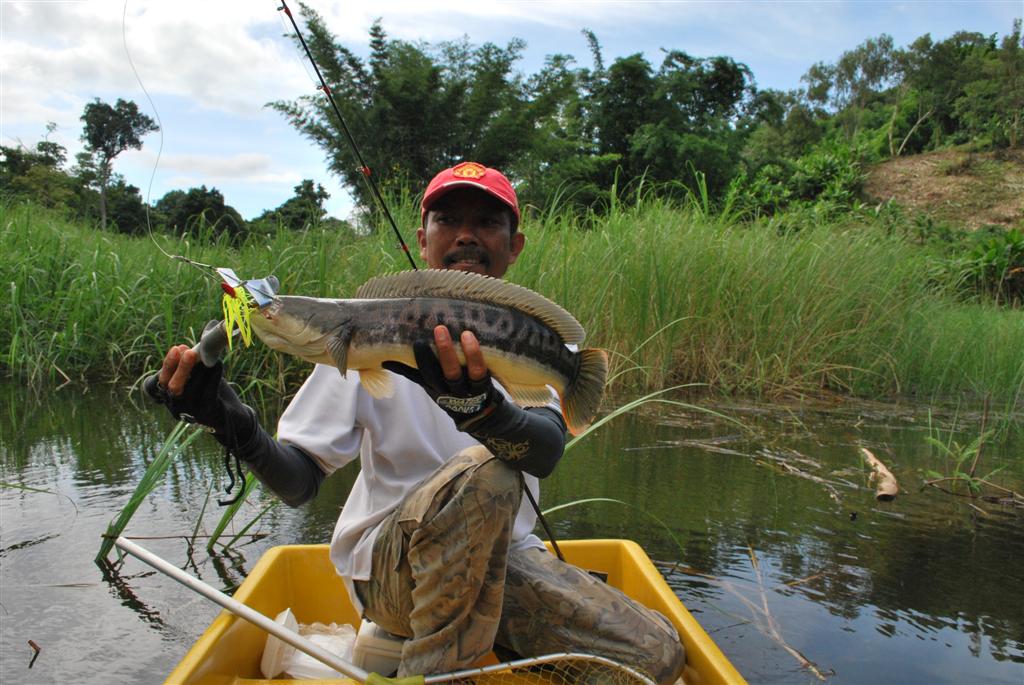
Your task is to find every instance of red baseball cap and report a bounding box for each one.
[420,162,520,225]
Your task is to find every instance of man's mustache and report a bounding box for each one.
[443,247,491,267]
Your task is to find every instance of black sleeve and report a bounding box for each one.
[458,398,567,478]
[231,410,327,508]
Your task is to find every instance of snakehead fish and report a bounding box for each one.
[249,269,608,435]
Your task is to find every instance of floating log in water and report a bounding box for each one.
[859,448,899,501]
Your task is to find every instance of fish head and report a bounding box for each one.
[250,296,348,361]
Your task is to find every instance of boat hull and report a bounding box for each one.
[166,539,745,685]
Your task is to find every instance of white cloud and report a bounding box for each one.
[1,0,306,126]
[125,149,299,183]
[160,170,300,189]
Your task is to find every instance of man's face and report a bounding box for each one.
[418,187,525,278]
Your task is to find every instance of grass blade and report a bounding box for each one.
[206,471,258,552]
[566,385,745,451]
[220,501,277,551]
[542,496,689,559]
[95,421,205,564]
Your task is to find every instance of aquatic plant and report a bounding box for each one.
[96,421,205,565]
[923,405,1024,507]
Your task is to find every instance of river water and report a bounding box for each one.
[1,383,1022,684]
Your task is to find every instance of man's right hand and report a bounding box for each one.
[144,345,255,450]
[158,344,201,397]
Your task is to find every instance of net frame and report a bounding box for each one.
[422,652,659,685]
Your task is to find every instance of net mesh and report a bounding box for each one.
[423,653,658,685]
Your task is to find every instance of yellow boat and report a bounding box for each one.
[166,539,746,685]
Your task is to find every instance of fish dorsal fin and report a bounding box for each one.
[356,269,586,344]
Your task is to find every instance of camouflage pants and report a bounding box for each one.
[354,446,685,684]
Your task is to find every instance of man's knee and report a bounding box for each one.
[653,635,686,685]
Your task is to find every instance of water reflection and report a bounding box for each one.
[99,565,168,629]
[1,384,1022,684]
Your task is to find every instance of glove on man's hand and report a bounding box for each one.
[383,339,503,429]
[144,361,255,450]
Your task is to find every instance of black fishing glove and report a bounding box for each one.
[144,361,256,451]
[383,339,503,429]
[383,340,567,478]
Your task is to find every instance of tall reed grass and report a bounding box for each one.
[2,196,1022,410]
[515,194,1023,407]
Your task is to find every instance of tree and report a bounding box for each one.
[742,90,825,171]
[252,179,331,231]
[512,52,617,210]
[598,49,755,197]
[269,9,538,213]
[0,124,81,210]
[154,186,245,238]
[0,124,67,180]
[79,98,158,230]
[1,149,80,210]
[893,31,994,152]
[954,20,1024,148]
[105,179,150,234]
[802,35,898,138]
[591,53,657,167]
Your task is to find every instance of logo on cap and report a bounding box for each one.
[451,162,487,179]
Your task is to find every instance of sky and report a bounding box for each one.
[1,0,1021,221]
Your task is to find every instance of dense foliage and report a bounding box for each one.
[271,9,1022,213]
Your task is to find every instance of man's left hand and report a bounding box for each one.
[383,325,502,426]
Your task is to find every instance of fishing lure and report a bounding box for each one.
[211,267,278,355]
[220,280,253,350]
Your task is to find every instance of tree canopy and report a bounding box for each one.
[2,18,1020,234]
[251,179,332,232]
[154,185,245,238]
[79,98,159,230]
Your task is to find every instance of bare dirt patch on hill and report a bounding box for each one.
[863,148,1024,231]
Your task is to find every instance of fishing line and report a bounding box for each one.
[120,3,283,315]
[120,0,221,280]
[276,0,418,270]
[274,5,324,101]
[122,1,261,508]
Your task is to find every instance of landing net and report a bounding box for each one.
[422,652,658,685]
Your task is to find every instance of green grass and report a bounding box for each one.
[517,194,1023,406]
[2,196,1022,411]
[96,420,206,565]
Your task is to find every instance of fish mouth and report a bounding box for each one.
[443,247,491,273]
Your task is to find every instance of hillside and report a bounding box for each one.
[863,148,1024,231]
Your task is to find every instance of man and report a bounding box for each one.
[150,162,685,683]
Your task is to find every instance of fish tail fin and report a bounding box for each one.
[563,348,609,436]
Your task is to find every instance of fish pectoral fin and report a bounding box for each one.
[501,382,557,408]
[357,367,394,399]
[327,330,351,375]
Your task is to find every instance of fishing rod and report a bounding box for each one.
[277,0,417,271]
[276,2,567,562]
